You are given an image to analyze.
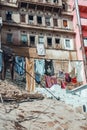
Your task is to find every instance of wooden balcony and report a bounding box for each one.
[19,0,62,8]
[19,0,62,6]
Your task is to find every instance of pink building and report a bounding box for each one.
[69,0,87,84]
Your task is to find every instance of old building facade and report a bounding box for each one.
[0,0,86,92]
[77,0,87,80]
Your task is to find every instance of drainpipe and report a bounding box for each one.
[75,0,87,82]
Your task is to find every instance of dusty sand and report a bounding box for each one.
[0,78,87,130]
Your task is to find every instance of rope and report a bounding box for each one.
[14,60,60,101]
[0,49,60,101]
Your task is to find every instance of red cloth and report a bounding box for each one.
[45,76,57,88]
[65,73,71,82]
[71,77,77,84]
[61,81,66,89]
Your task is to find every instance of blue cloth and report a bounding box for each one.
[15,56,25,75]
[0,53,2,72]
[35,59,45,75]
[35,73,41,84]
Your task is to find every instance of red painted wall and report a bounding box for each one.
[80,12,87,19]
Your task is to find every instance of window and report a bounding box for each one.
[53,0,58,3]
[65,39,70,47]
[21,34,28,44]
[6,11,12,21]
[55,38,60,44]
[53,18,58,26]
[47,37,52,46]
[64,39,73,50]
[45,17,50,26]
[7,33,12,43]
[29,15,34,24]
[38,36,44,44]
[21,2,27,8]
[63,20,68,28]
[30,36,35,46]
[20,14,26,22]
[37,16,42,24]
[29,15,33,21]
[84,38,87,46]
[62,3,67,11]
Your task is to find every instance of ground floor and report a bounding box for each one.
[0,52,84,93]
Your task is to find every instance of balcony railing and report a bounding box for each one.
[20,0,62,7]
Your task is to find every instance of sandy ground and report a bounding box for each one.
[0,73,87,130]
[0,98,87,130]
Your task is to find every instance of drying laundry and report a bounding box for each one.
[75,61,83,82]
[45,60,54,76]
[65,73,71,83]
[26,58,35,92]
[15,56,25,75]
[61,80,66,89]
[35,59,45,75]
[45,75,57,88]
[35,73,41,84]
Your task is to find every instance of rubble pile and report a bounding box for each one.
[0,79,44,103]
[0,72,87,130]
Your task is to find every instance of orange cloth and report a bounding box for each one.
[26,58,35,93]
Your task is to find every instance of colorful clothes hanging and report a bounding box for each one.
[75,62,83,82]
[65,73,71,83]
[15,56,25,75]
[26,58,35,92]
[35,73,41,84]
[35,59,45,75]
[45,75,57,88]
[45,60,54,76]
[61,81,66,89]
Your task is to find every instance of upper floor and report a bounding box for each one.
[0,8,74,33]
[0,0,72,13]
[1,26,76,50]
